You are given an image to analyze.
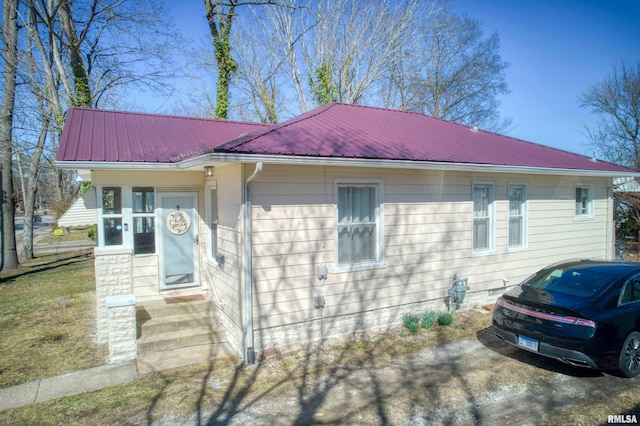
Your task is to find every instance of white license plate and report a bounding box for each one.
[517,335,539,352]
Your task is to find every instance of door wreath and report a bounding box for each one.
[166,210,191,235]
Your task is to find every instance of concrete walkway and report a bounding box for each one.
[0,362,138,411]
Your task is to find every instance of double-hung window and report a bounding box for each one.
[472,182,495,254]
[335,181,383,271]
[508,183,527,249]
[575,184,594,219]
[132,187,155,254]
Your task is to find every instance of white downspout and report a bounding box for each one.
[244,162,262,364]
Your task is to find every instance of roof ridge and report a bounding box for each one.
[66,106,268,127]
[215,103,339,151]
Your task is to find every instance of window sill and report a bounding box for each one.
[573,215,594,222]
[334,261,385,274]
[95,247,132,256]
[471,250,495,257]
[507,246,528,253]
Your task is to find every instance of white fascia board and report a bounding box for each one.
[204,153,640,178]
[55,161,180,171]
[55,155,640,179]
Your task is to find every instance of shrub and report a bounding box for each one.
[421,311,438,329]
[438,312,455,326]
[403,313,420,333]
[87,224,97,242]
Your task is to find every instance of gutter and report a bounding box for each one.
[243,162,262,364]
[55,156,640,179]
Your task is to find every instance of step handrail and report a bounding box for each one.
[205,265,226,309]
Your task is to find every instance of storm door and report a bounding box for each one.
[158,192,199,289]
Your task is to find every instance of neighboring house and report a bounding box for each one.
[56,103,640,364]
[57,186,98,228]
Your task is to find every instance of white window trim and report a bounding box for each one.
[334,179,385,273]
[507,182,528,252]
[574,183,595,221]
[97,186,132,250]
[472,181,496,256]
[205,180,220,267]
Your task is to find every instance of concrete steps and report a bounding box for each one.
[136,297,235,374]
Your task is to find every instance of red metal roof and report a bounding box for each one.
[58,103,637,175]
[57,107,267,163]
[216,103,636,173]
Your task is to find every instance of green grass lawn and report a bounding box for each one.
[1,253,639,425]
[0,251,107,389]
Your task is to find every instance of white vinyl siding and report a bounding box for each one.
[508,183,527,250]
[472,182,495,254]
[91,167,614,355]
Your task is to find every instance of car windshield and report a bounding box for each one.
[522,265,623,299]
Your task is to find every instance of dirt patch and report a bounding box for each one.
[151,313,638,425]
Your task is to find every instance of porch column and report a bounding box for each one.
[106,294,137,364]
[94,248,134,344]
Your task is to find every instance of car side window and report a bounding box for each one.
[620,277,640,305]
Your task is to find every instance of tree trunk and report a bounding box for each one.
[204,0,237,120]
[22,117,50,259]
[57,0,92,106]
[0,0,21,271]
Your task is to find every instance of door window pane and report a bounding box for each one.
[133,217,155,254]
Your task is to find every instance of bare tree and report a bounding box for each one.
[581,61,640,169]
[229,0,422,120]
[5,0,183,260]
[302,0,421,107]
[0,0,21,271]
[203,0,280,120]
[404,8,511,131]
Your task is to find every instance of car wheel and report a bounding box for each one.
[619,331,640,378]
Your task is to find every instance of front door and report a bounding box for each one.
[158,192,199,289]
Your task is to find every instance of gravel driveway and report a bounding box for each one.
[154,319,637,426]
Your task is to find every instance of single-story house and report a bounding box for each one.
[57,186,97,228]
[56,103,640,365]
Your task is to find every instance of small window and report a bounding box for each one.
[472,182,495,253]
[206,183,219,264]
[132,187,155,254]
[508,183,527,249]
[575,184,594,218]
[335,181,383,270]
[102,187,123,246]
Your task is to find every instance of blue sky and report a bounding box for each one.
[165,0,640,157]
[457,0,640,155]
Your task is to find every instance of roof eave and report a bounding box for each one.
[55,161,180,171]
[207,153,640,178]
[55,155,640,179]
